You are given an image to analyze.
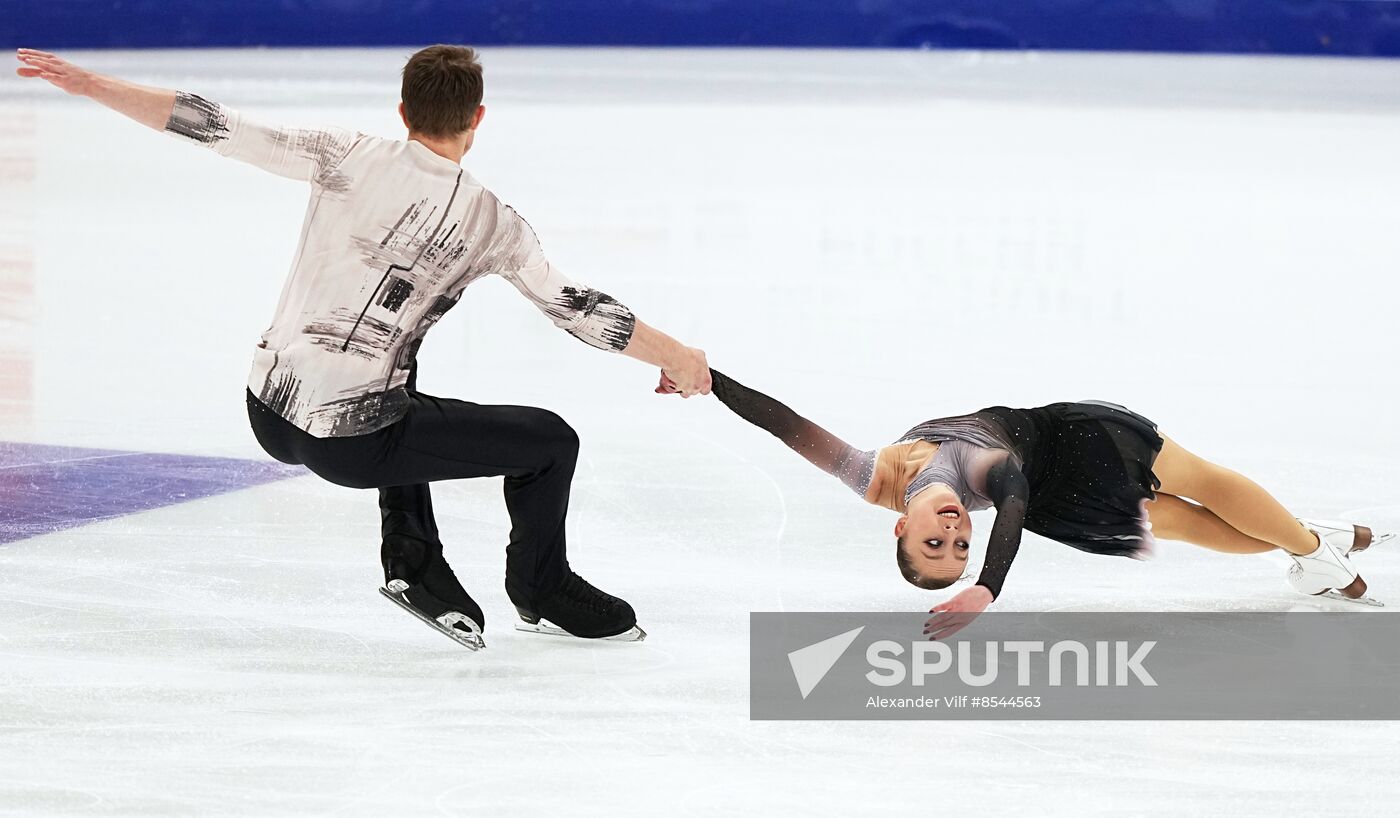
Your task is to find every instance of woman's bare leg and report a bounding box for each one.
[1151,435,1318,556]
[1147,493,1276,554]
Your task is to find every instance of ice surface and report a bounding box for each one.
[1,47,1398,815]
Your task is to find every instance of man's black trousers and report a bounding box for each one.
[246,369,576,605]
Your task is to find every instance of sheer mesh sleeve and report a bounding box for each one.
[975,458,1030,600]
[710,370,874,497]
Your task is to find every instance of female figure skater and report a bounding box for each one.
[695,370,1389,633]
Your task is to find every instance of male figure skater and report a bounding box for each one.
[16,45,712,650]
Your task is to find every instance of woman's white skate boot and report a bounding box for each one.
[1296,518,1394,556]
[1286,527,1381,607]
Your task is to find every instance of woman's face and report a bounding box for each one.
[895,486,973,585]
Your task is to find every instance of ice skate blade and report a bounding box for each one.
[379,586,485,651]
[513,617,647,642]
[1316,590,1385,608]
[1345,526,1394,555]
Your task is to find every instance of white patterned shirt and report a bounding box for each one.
[165,92,636,437]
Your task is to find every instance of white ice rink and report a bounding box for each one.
[2,47,1399,815]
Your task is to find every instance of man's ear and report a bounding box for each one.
[469,104,486,131]
[894,516,908,538]
[398,101,410,130]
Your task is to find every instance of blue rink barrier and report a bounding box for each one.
[6,0,1400,56]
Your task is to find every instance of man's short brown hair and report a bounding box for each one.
[401,45,484,138]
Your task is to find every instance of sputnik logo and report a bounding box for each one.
[787,626,865,699]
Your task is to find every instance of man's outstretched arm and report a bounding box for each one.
[492,200,711,397]
[17,49,174,130]
[16,49,357,183]
[620,320,711,397]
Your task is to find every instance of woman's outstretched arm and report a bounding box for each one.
[976,459,1030,599]
[924,458,1028,638]
[708,369,873,496]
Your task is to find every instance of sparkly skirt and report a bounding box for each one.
[1014,401,1164,559]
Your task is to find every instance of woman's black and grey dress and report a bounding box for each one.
[709,370,1164,598]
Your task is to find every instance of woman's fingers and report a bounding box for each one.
[930,619,971,640]
[923,611,954,632]
[925,622,958,640]
[923,610,977,639]
[656,372,686,396]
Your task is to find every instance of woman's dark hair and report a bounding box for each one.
[895,536,958,590]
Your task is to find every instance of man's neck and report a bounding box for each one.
[408,132,468,164]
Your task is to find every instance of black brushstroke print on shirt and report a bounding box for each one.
[379,277,414,312]
[165,93,230,145]
[264,127,356,192]
[343,171,461,353]
[549,287,636,351]
[314,387,413,438]
[391,292,463,376]
[304,309,402,360]
[363,194,471,279]
[260,368,305,420]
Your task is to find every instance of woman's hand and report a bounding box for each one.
[15,50,96,96]
[923,584,993,640]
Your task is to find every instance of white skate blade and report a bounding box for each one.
[513,617,646,642]
[379,584,485,651]
[1315,590,1385,608]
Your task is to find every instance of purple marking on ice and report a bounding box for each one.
[0,441,306,545]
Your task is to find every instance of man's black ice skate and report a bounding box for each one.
[379,534,487,650]
[514,572,645,642]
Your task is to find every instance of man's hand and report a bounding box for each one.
[653,347,711,398]
[619,319,710,398]
[15,49,175,131]
[923,584,993,640]
[15,50,95,96]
